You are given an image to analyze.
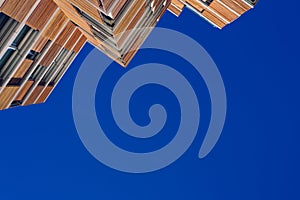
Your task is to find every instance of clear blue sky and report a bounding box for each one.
[0,1,299,199]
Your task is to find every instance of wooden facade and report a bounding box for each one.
[0,0,87,110]
[168,0,258,28]
[0,0,256,110]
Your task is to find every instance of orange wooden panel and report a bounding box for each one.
[210,1,238,22]
[0,86,19,109]
[52,0,97,40]
[13,59,34,78]
[233,0,252,10]
[32,35,49,53]
[43,10,68,41]
[185,0,205,13]
[1,0,36,22]
[201,10,226,28]
[73,35,87,53]
[68,0,103,22]
[64,29,82,51]
[36,85,54,103]
[168,3,183,16]
[220,0,248,15]
[15,80,34,101]
[40,43,62,67]
[23,85,44,105]
[26,0,58,30]
[55,21,76,47]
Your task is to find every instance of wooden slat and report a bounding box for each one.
[52,0,98,42]
[202,10,226,28]
[55,21,76,46]
[26,0,58,30]
[23,85,44,105]
[73,35,87,53]
[210,1,238,22]
[168,2,184,16]
[39,42,62,67]
[13,59,34,78]
[1,0,36,22]
[15,80,34,101]
[220,0,247,15]
[43,10,68,41]
[64,29,82,50]
[36,85,54,103]
[31,35,49,53]
[68,0,103,22]
[0,86,19,109]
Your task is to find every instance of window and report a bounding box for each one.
[200,0,213,6]
[29,65,47,81]
[12,25,31,47]
[0,48,15,84]
[0,12,9,28]
[49,51,76,86]
[26,50,39,61]
[10,100,22,108]
[40,48,69,85]
[0,25,39,85]
[0,12,19,51]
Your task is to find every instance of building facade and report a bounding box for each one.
[168,0,258,28]
[0,0,257,110]
[0,0,87,110]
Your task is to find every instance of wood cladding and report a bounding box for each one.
[168,0,257,28]
[42,10,68,40]
[1,0,37,22]
[0,86,19,109]
[168,0,185,16]
[0,0,87,110]
[32,35,49,53]
[55,21,76,46]
[23,85,44,105]
[68,0,103,22]
[40,43,62,67]
[52,0,100,45]
[64,29,82,50]
[73,35,87,53]
[36,85,54,103]
[13,59,34,78]
[26,0,58,30]
[15,80,34,101]
[0,0,256,110]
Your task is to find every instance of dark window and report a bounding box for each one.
[10,100,22,108]
[50,51,76,86]
[40,48,69,85]
[26,50,39,60]
[0,48,15,69]
[29,65,47,81]
[0,25,39,86]
[0,12,9,29]
[0,12,19,51]
[12,25,31,47]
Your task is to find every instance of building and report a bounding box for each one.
[53,0,171,66]
[0,0,257,110]
[168,0,258,28]
[0,0,87,110]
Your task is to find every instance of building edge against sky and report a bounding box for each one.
[0,0,257,110]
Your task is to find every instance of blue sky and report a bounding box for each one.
[1,1,300,199]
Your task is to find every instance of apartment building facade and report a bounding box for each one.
[0,0,87,110]
[168,0,258,28]
[0,0,257,110]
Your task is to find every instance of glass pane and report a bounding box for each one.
[0,12,9,29]
[0,48,15,70]
[12,25,30,47]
